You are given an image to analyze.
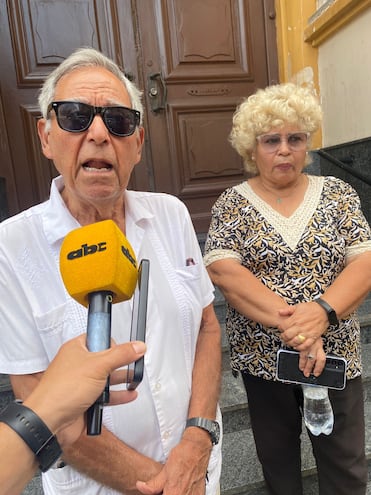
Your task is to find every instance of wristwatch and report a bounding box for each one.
[185,417,220,445]
[314,298,339,328]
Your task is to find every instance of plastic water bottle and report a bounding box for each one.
[302,384,334,436]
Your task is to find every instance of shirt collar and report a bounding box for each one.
[124,190,155,226]
[42,177,154,245]
[43,176,80,245]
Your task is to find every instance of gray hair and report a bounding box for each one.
[38,47,143,124]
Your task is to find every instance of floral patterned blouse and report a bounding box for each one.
[204,175,371,380]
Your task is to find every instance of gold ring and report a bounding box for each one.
[307,354,314,360]
[297,334,306,343]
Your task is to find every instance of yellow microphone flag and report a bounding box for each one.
[59,220,138,307]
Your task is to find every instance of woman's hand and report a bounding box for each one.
[299,338,326,377]
[277,302,329,351]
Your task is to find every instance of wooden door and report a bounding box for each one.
[0,0,278,232]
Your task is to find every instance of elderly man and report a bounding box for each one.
[0,47,222,495]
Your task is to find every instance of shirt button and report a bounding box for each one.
[155,382,161,391]
[163,430,170,440]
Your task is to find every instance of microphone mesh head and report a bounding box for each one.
[59,220,138,306]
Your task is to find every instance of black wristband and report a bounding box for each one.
[0,401,62,472]
[314,297,339,328]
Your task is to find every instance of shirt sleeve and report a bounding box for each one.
[178,200,215,308]
[335,179,371,258]
[204,188,244,266]
[0,247,49,374]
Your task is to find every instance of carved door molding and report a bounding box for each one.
[0,0,278,231]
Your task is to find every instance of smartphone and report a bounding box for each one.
[126,259,150,390]
[276,349,347,390]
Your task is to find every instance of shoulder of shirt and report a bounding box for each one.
[0,201,45,233]
[322,174,351,188]
[0,203,47,259]
[215,183,244,200]
[126,189,188,211]
[321,175,358,196]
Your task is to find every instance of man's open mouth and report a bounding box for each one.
[82,160,113,172]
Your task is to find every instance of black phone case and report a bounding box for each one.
[276,349,347,390]
[126,259,150,390]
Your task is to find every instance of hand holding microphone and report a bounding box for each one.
[59,220,138,434]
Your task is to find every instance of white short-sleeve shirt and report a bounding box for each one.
[0,176,222,495]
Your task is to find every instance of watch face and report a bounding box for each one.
[209,421,220,445]
[205,420,220,445]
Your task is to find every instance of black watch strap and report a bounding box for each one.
[0,401,62,472]
[314,298,339,328]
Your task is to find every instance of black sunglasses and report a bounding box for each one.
[48,101,141,137]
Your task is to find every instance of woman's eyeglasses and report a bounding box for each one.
[256,132,309,153]
[48,101,141,137]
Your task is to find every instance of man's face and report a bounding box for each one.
[38,66,144,210]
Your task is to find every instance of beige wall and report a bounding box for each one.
[317,7,371,146]
[275,0,321,146]
[276,0,371,149]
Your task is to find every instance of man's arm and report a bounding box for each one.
[0,422,39,495]
[1,336,145,495]
[10,374,163,495]
[58,304,221,495]
[10,303,221,495]
[137,303,222,495]
[64,427,163,493]
[187,303,221,418]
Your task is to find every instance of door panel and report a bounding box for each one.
[134,0,278,230]
[1,0,120,211]
[163,0,251,79]
[0,0,278,231]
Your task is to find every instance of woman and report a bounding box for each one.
[204,82,371,495]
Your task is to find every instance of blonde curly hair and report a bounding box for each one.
[229,82,323,175]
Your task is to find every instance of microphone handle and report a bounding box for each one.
[86,291,113,435]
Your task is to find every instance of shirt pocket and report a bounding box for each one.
[173,264,204,347]
[34,299,86,361]
[174,264,203,306]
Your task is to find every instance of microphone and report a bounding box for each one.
[59,219,138,434]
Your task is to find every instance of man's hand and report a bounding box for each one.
[24,335,146,448]
[136,429,212,495]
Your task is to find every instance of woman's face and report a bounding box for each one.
[253,125,308,187]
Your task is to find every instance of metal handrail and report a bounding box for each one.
[316,149,371,186]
